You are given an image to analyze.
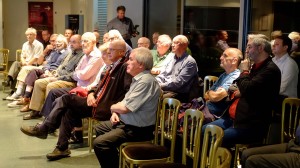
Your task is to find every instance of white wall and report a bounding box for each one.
[107,0,143,48]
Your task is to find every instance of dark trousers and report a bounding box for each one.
[93,121,155,168]
[241,143,300,168]
[25,69,44,86]
[40,88,72,117]
[42,93,93,150]
[201,116,266,148]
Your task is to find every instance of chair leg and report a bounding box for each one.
[233,145,239,168]
[88,118,93,152]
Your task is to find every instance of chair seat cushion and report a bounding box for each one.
[123,143,169,160]
[141,162,187,168]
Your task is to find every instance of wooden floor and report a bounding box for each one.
[0,86,99,168]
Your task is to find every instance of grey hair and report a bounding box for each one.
[132,47,153,70]
[252,37,272,55]
[173,35,189,45]
[56,34,68,47]
[25,27,37,35]
[82,32,96,42]
[108,29,124,40]
[248,34,269,41]
[158,34,172,46]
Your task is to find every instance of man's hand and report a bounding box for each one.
[110,112,120,125]
[240,58,251,72]
[87,93,97,107]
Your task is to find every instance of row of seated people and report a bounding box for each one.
[12,28,199,168]
[7,27,298,167]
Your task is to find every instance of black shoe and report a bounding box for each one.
[20,123,48,139]
[46,147,71,161]
[23,110,42,120]
[69,130,83,144]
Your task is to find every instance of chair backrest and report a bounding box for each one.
[16,49,22,62]
[182,109,204,168]
[203,76,219,96]
[0,48,9,73]
[160,98,181,162]
[215,147,232,168]
[281,98,300,143]
[200,125,224,168]
[153,89,164,145]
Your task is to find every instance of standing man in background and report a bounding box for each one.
[106,5,136,47]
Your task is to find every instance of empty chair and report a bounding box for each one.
[200,125,224,168]
[281,98,300,143]
[0,49,10,91]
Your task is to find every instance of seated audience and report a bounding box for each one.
[93,47,160,168]
[151,34,172,75]
[3,28,43,94]
[64,28,73,43]
[22,34,84,120]
[156,35,198,102]
[102,32,109,44]
[241,125,300,168]
[137,37,150,48]
[202,36,281,148]
[25,32,103,119]
[203,48,242,120]
[7,34,69,111]
[20,39,132,160]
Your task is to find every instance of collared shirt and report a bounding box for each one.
[156,52,198,93]
[106,17,134,40]
[120,70,160,127]
[272,53,299,97]
[21,39,44,63]
[206,69,241,116]
[73,47,104,87]
[151,50,172,72]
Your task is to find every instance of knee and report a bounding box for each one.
[245,155,261,168]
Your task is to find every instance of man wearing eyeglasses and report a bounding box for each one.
[156,35,199,102]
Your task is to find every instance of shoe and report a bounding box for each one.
[46,147,71,160]
[23,110,42,120]
[17,97,30,105]
[69,130,83,144]
[20,123,48,139]
[20,104,31,112]
[7,100,21,108]
[6,93,21,101]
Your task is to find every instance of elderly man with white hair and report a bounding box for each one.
[151,34,172,74]
[4,28,43,97]
[156,35,199,102]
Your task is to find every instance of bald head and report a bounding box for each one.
[137,37,150,48]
